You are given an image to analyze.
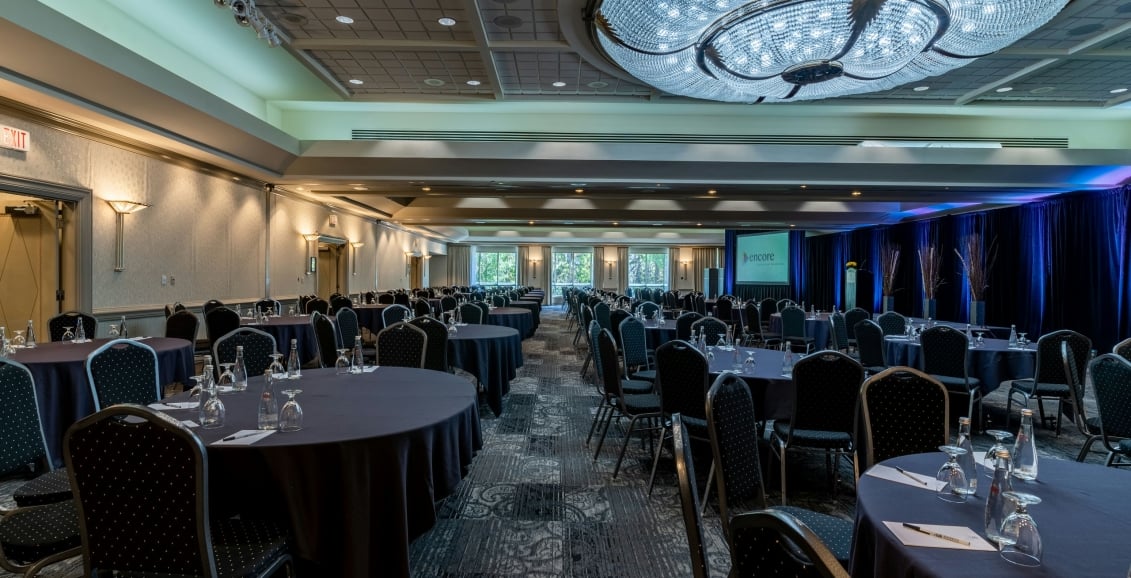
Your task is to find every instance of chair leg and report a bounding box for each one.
[1076,435,1099,462]
[592,408,618,460]
[580,352,591,377]
[776,440,788,505]
[613,415,648,478]
[586,399,611,445]
[699,462,715,515]
[647,428,670,496]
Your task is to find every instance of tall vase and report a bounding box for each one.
[883,296,895,313]
[969,300,985,327]
[923,298,937,320]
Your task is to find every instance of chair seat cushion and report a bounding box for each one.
[622,393,661,413]
[772,421,852,449]
[930,374,982,392]
[12,469,72,507]
[0,500,80,564]
[621,380,653,395]
[630,369,657,382]
[772,506,853,565]
[1117,439,1131,455]
[1009,379,1070,397]
[211,518,290,577]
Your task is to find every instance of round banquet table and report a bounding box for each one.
[241,315,318,364]
[770,312,831,350]
[851,452,1131,578]
[705,345,794,421]
[487,306,535,338]
[164,367,482,578]
[509,299,542,330]
[8,336,195,465]
[882,336,1036,395]
[447,324,524,416]
[354,303,393,333]
[643,318,679,349]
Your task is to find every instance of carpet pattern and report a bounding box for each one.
[1,307,1117,577]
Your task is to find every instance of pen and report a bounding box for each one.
[895,466,929,486]
[221,431,263,442]
[901,523,971,547]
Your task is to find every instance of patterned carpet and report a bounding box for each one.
[1,307,1116,577]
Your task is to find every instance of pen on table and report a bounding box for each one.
[895,466,929,486]
[221,431,262,442]
[901,523,971,547]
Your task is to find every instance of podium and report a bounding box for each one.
[702,268,724,299]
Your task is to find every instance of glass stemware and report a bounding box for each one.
[11,330,24,347]
[61,326,75,342]
[975,331,986,347]
[335,348,352,374]
[1018,332,1029,348]
[108,323,119,337]
[936,445,970,503]
[217,363,235,391]
[279,389,304,432]
[984,430,1014,477]
[742,353,756,374]
[999,492,1042,567]
[268,352,285,377]
[187,374,205,398]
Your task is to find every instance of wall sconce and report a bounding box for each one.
[304,233,320,275]
[530,258,541,280]
[680,260,690,280]
[350,242,364,276]
[606,260,615,280]
[107,200,150,272]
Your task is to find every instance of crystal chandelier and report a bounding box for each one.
[592,0,1069,102]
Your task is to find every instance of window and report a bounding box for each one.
[473,248,517,287]
[628,249,669,291]
[552,250,593,296]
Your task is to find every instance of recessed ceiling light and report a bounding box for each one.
[913,86,930,92]
[353,186,367,191]
[696,223,702,227]
[613,222,619,226]
[552,81,566,87]
[528,220,534,225]
[851,190,862,197]
[574,188,584,193]
[995,86,1013,93]
[438,17,457,26]
[1111,88,1129,94]
[707,189,717,195]
[1030,86,1056,94]
[799,184,807,189]
[348,79,363,85]
[466,80,481,86]
[789,224,796,228]
[652,223,661,226]
[232,177,241,181]
[587,81,609,89]
[335,15,354,24]
[421,187,431,192]
[423,78,446,87]
[296,187,305,191]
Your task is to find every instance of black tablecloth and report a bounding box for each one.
[355,304,393,333]
[487,307,535,339]
[10,337,195,465]
[770,313,831,350]
[241,316,318,364]
[883,337,1036,394]
[509,299,542,330]
[644,319,679,349]
[447,324,523,416]
[706,345,794,421]
[166,367,481,578]
[852,452,1131,577]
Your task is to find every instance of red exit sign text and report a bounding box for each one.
[1,125,29,152]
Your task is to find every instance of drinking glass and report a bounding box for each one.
[217,363,235,389]
[335,348,352,374]
[288,306,296,317]
[108,324,119,337]
[999,492,1042,567]
[975,331,985,347]
[936,445,970,503]
[268,352,285,377]
[61,326,75,341]
[1018,333,1029,348]
[187,374,205,398]
[279,389,304,432]
[742,353,756,374]
[11,330,24,347]
[984,430,1014,477]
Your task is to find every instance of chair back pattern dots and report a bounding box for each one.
[1114,337,1131,362]
[204,307,240,349]
[376,322,428,368]
[759,297,777,316]
[714,299,734,324]
[691,317,728,346]
[789,351,863,439]
[439,296,458,313]
[213,328,277,380]
[844,308,870,342]
[0,360,51,476]
[85,339,161,410]
[330,295,353,315]
[164,310,199,344]
[675,311,703,341]
[830,311,849,352]
[728,511,850,578]
[377,293,396,304]
[382,304,412,327]
[47,311,97,342]
[655,340,709,423]
[593,302,612,332]
[853,320,886,371]
[706,373,768,538]
[920,326,971,378]
[1090,354,1131,442]
[458,302,483,324]
[409,316,449,372]
[672,414,709,578]
[306,298,330,315]
[201,299,226,316]
[619,317,651,373]
[857,367,949,472]
[779,306,807,340]
[310,312,339,368]
[637,301,660,319]
[335,307,361,352]
[1033,329,1092,388]
[412,299,433,318]
[876,311,907,336]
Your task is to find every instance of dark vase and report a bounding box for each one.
[923,298,937,320]
[969,300,986,327]
[883,295,895,313]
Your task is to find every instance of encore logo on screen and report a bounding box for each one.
[742,252,776,263]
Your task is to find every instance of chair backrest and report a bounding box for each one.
[1089,354,1131,440]
[164,309,199,344]
[776,299,795,312]
[780,306,807,340]
[164,304,175,319]
[693,294,707,315]
[920,325,971,380]
[412,298,433,318]
[201,299,225,316]
[691,316,728,346]
[1033,329,1091,386]
[47,311,97,342]
[85,339,161,410]
[393,292,411,307]
[759,297,777,316]
[1114,337,1131,362]
[655,340,709,419]
[857,367,949,471]
[382,304,412,326]
[212,327,277,379]
[637,301,661,319]
[204,307,241,347]
[377,292,395,304]
[474,301,490,322]
[672,413,710,578]
[0,359,51,477]
[728,511,850,578]
[844,308,870,341]
[335,307,361,352]
[619,316,650,371]
[1061,340,1090,429]
[306,298,330,315]
[491,294,507,308]
[439,295,458,312]
[742,302,761,335]
[676,311,703,341]
[376,322,428,368]
[330,295,353,315]
[790,351,864,437]
[254,298,281,314]
[409,316,449,372]
[595,328,625,399]
[706,373,767,539]
[610,309,631,348]
[853,320,886,369]
[829,311,849,352]
[310,312,339,368]
[714,298,733,323]
[593,302,612,332]
[876,311,907,336]
[65,404,216,576]
[664,290,679,310]
[457,302,483,324]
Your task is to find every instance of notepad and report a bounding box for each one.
[866,464,949,491]
[363,365,379,373]
[883,521,996,551]
[211,430,276,446]
[148,401,199,410]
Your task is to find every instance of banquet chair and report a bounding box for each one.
[714,298,735,327]
[741,302,780,348]
[164,309,200,347]
[408,316,449,373]
[335,307,362,352]
[47,311,97,342]
[593,302,612,333]
[201,299,226,317]
[876,311,906,336]
[728,511,850,578]
[375,322,428,368]
[1,359,73,509]
[377,292,395,304]
[672,414,709,578]
[706,373,853,564]
[491,295,506,308]
[829,311,851,354]
[212,328,277,381]
[663,290,679,311]
[164,304,175,319]
[675,311,703,341]
[780,306,815,354]
[1004,329,1091,435]
[412,298,432,318]
[585,322,654,446]
[1113,337,1131,362]
[1081,354,1131,467]
[305,298,329,315]
[776,299,796,313]
[647,340,711,494]
[1066,342,1105,461]
[381,304,412,327]
[855,367,948,477]
[591,329,662,475]
[329,295,353,315]
[852,320,888,374]
[204,307,240,352]
[64,404,292,577]
[297,295,311,314]
[456,302,482,325]
[393,292,411,307]
[474,301,490,323]
[920,325,982,425]
[439,296,458,316]
[618,316,656,383]
[610,309,632,350]
[771,351,863,505]
[759,297,778,318]
[637,301,661,320]
[0,500,80,577]
[693,294,707,316]
[85,339,161,410]
[690,316,729,347]
[254,298,281,315]
[310,312,340,368]
[844,307,870,348]
[363,291,376,304]
[579,306,597,377]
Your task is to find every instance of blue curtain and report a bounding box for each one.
[789,229,806,302]
[723,229,738,294]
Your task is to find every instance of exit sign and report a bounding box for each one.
[1,125,29,152]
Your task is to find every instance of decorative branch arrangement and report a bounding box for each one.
[918,245,945,299]
[880,243,901,297]
[954,234,998,301]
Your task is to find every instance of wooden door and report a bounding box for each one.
[0,196,57,337]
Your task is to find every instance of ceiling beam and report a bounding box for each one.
[462,0,505,101]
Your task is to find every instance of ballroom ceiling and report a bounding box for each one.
[4,0,1131,243]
